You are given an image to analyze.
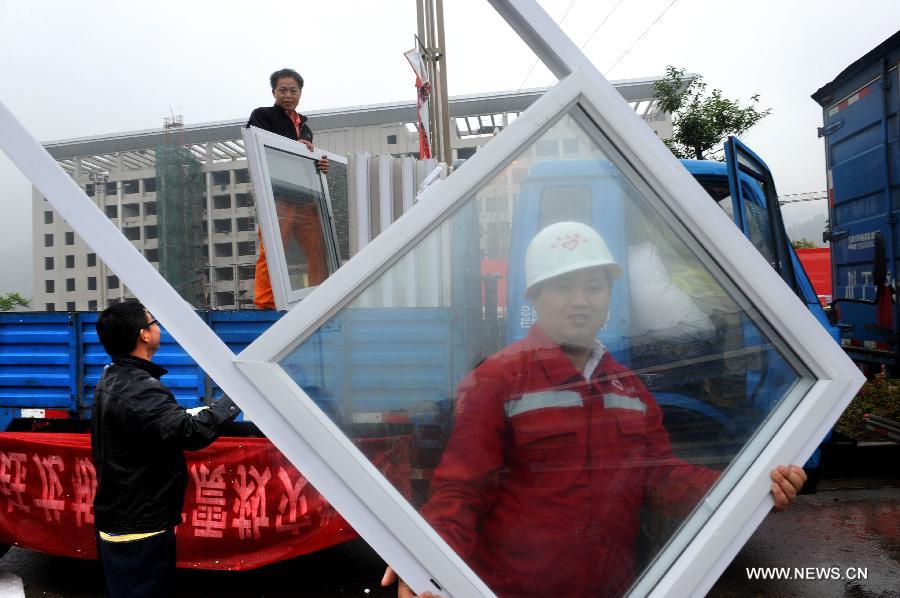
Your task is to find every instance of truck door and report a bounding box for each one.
[722,137,833,420]
[724,137,799,295]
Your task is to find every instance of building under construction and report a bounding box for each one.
[155,115,205,306]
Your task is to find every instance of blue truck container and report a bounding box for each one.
[0,311,275,431]
[812,30,900,373]
[0,309,461,435]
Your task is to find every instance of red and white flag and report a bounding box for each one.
[404,48,432,159]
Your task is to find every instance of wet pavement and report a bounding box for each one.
[710,481,900,598]
[1,481,897,597]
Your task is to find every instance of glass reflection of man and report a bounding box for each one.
[384,221,806,597]
[247,68,330,309]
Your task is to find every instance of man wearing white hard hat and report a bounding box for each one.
[383,221,806,598]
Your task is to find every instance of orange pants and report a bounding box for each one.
[254,200,328,309]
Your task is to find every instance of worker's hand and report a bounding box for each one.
[299,139,314,152]
[317,155,329,174]
[382,566,437,598]
[770,465,807,511]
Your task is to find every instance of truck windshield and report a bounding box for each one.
[726,139,798,291]
[696,174,777,270]
[740,178,778,269]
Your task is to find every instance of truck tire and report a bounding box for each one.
[0,543,9,559]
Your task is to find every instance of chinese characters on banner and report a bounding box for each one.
[0,433,410,570]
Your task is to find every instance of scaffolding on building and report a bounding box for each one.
[156,115,206,307]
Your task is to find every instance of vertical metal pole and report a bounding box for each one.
[416,0,436,161]
[424,0,441,162]
[435,0,453,167]
[415,0,451,165]
[416,0,427,58]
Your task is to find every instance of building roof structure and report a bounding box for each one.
[43,77,669,172]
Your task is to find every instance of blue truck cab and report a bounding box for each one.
[812,31,900,374]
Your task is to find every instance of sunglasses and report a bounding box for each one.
[142,319,160,330]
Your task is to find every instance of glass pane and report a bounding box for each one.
[732,143,798,298]
[741,178,778,269]
[538,186,592,228]
[694,176,737,225]
[264,146,330,290]
[277,109,810,596]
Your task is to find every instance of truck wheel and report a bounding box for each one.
[0,543,9,559]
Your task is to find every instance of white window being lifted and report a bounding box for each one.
[231,2,865,596]
[233,57,861,598]
[243,126,345,310]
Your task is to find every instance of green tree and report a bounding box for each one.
[0,292,30,311]
[791,238,818,249]
[652,66,771,160]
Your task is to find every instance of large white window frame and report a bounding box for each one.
[234,66,863,598]
[0,1,864,596]
[243,125,346,310]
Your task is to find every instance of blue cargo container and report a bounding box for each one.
[812,30,900,373]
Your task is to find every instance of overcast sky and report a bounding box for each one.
[2,0,898,297]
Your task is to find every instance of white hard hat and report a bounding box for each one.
[525,221,622,296]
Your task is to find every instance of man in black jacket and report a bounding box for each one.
[247,68,331,309]
[91,301,240,598]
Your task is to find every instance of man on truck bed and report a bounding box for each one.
[92,301,240,598]
[383,222,807,597]
[247,67,330,309]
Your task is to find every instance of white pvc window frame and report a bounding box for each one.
[0,1,865,596]
[232,4,864,598]
[233,76,864,598]
[243,125,347,310]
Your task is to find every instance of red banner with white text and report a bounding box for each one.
[0,433,410,570]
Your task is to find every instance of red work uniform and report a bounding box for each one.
[420,325,719,597]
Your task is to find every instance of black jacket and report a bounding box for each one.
[247,104,313,142]
[91,356,240,533]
